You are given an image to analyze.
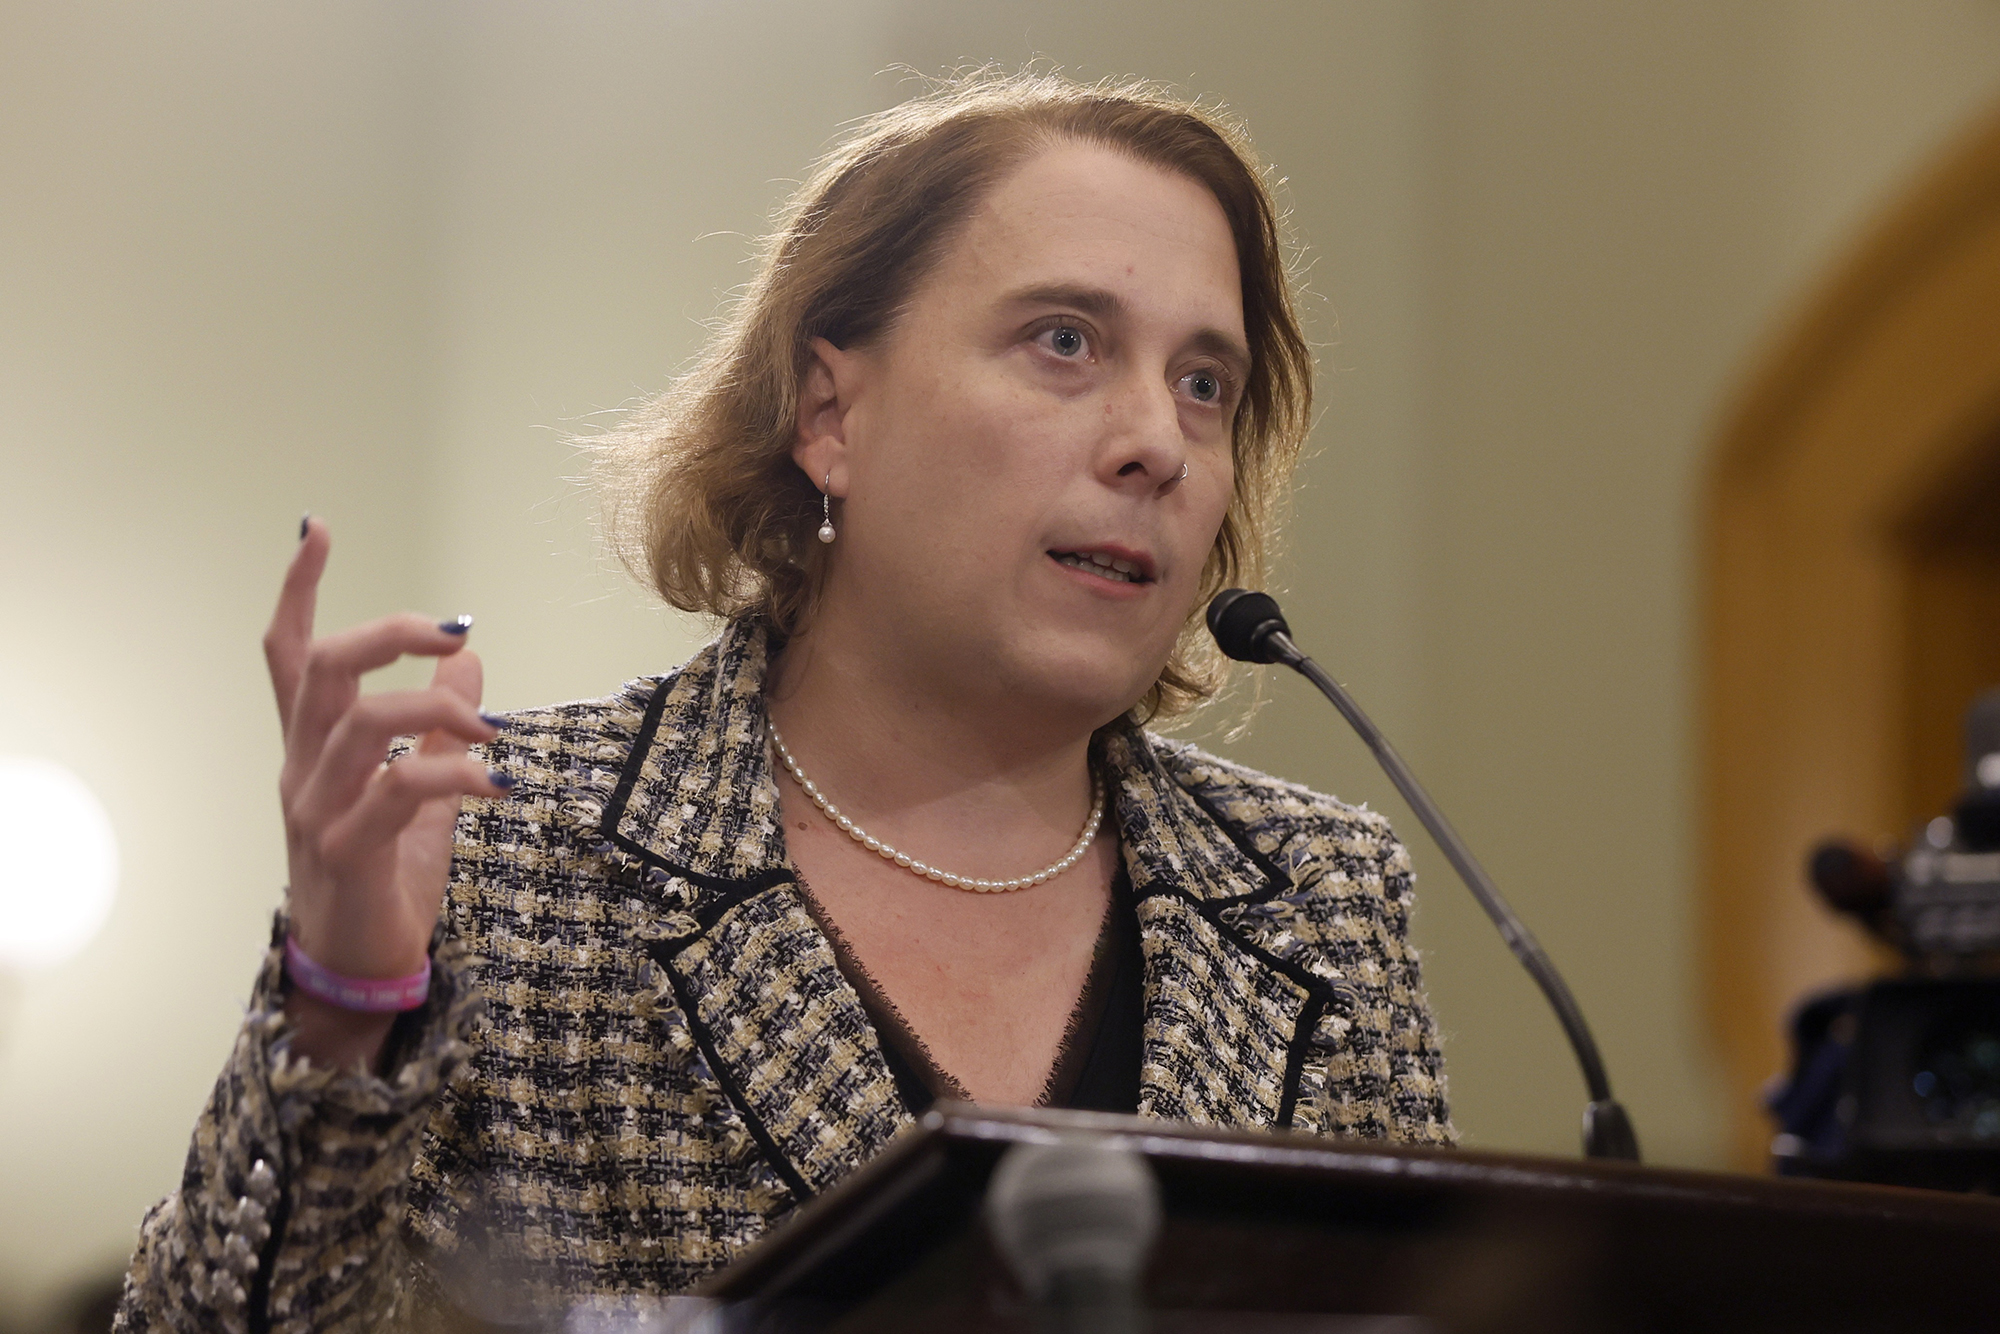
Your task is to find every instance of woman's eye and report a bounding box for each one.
[1182,369,1227,405]
[1038,324,1089,358]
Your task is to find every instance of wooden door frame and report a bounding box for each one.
[1701,103,2000,1170]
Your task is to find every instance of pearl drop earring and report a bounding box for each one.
[817,471,836,544]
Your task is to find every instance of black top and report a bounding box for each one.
[799,864,1144,1115]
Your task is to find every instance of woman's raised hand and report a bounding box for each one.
[263,518,512,1068]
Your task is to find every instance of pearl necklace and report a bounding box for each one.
[767,721,1104,893]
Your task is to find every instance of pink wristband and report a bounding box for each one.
[284,936,431,1013]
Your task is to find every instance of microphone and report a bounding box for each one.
[1207,589,1640,1161]
[984,1137,1161,1334]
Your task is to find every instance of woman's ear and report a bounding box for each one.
[793,336,865,497]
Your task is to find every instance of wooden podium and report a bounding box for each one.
[699,1104,2000,1333]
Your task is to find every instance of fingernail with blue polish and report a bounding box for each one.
[298,514,311,541]
[480,712,509,729]
[440,615,473,635]
[488,769,517,791]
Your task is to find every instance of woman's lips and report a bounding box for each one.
[1047,549,1154,596]
[1045,543,1157,584]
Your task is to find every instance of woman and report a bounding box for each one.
[116,71,1450,1331]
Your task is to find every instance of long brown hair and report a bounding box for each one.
[591,69,1313,721]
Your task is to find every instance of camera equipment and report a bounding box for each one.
[1771,688,2000,1190]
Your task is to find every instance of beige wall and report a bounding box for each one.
[1396,0,2000,1171]
[5,0,2000,1317]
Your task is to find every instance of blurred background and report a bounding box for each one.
[6,0,2000,1326]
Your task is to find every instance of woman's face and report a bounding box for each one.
[800,140,1245,728]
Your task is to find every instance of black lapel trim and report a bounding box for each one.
[602,676,672,835]
[1276,992,1330,1129]
[639,874,797,953]
[1131,876,1335,1002]
[1136,783,1350,1131]
[606,679,813,1202]
[1149,782,1357,1001]
[609,833,791,900]
[1177,784,1300,909]
[1131,873,1334,1130]
[609,831,794,900]
[1209,903,1330,997]
[647,939,815,1206]
[598,676,791,900]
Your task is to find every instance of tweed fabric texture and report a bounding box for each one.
[117,618,1451,1331]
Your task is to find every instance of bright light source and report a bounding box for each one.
[0,757,119,970]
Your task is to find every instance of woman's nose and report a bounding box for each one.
[1098,374,1187,494]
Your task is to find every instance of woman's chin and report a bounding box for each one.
[977,636,1167,727]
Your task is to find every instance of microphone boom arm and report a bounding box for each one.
[1266,630,1640,1162]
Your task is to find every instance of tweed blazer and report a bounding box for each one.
[117,618,1452,1332]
